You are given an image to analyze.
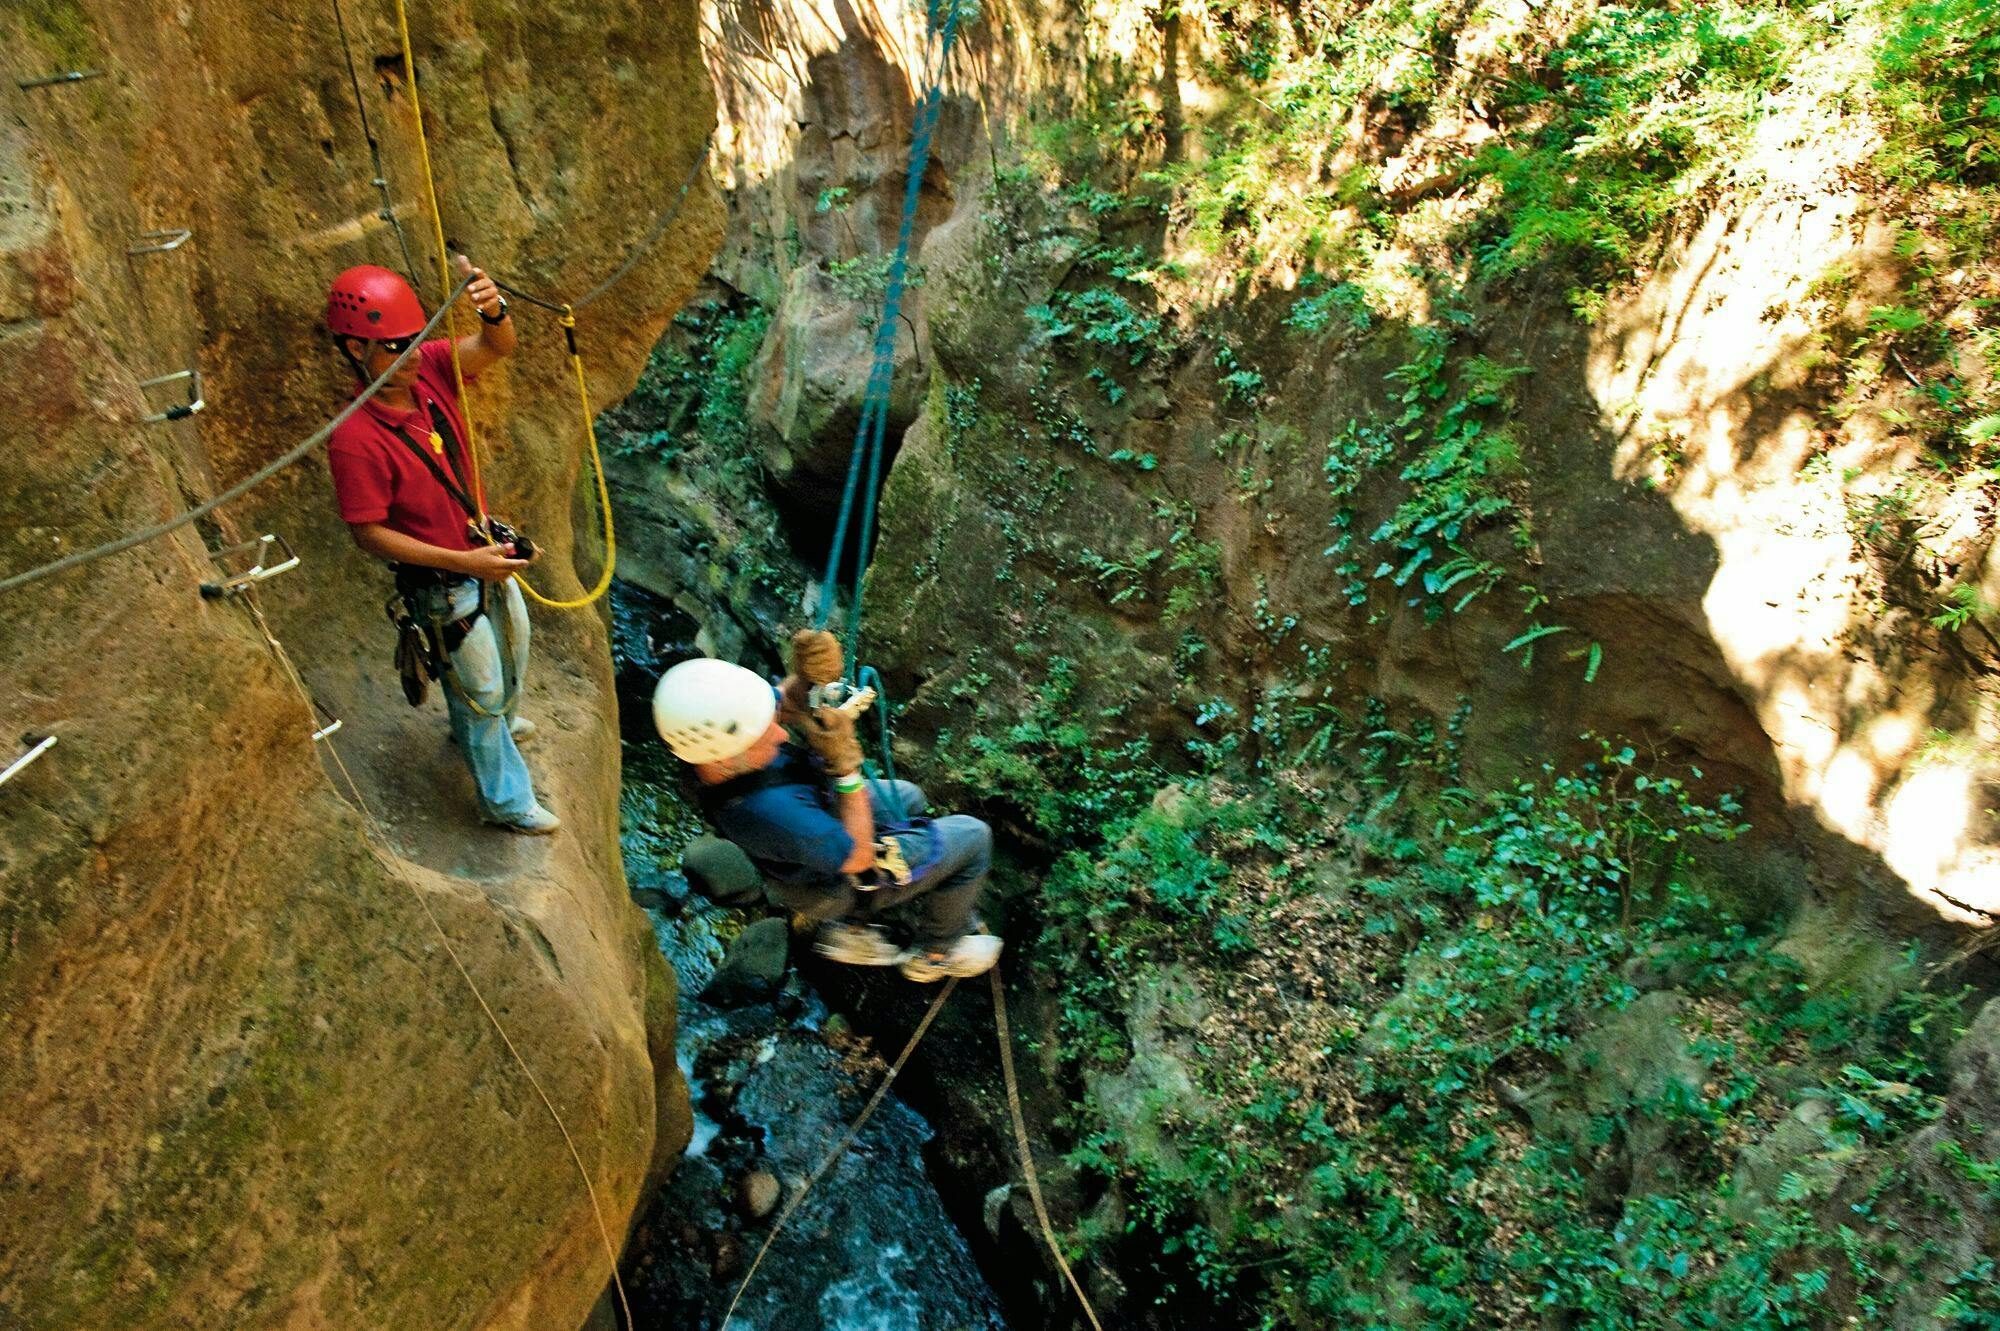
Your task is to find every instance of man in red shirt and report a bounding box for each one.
[325,257,559,834]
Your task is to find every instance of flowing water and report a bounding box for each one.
[611,583,1012,1331]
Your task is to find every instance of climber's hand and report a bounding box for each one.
[789,628,845,685]
[797,687,876,776]
[777,673,813,726]
[454,253,504,319]
[458,543,529,582]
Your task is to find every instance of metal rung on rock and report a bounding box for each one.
[0,735,57,789]
[138,368,204,423]
[128,229,193,255]
[200,533,299,599]
[17,69,105,91]
[311,719,344,742]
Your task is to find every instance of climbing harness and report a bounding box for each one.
[383,566,522,720]
[718,977,961,1331]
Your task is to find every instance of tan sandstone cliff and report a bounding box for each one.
[0,2,720,1327]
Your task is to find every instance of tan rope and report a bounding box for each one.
[238,593,635,1329]
[718,977,961,1329]
[990,964,1107,1331]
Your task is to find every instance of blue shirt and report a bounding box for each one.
[704,749,854,882]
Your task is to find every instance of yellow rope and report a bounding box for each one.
[391,0,490,517]
[991,964,1108,1331]
[392,0,615,609]
[386,7,631,1311]
[240,587,635,1330]
[514,310,617,609]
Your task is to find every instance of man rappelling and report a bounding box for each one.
[323,257,561,835]
[653,631,1003,981]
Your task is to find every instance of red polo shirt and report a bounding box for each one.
[327,340,479,553]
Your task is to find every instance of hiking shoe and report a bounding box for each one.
[900,932,1003,982]
[814,921,909,967]
[487,804,561,835]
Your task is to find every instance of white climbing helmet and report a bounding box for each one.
[652,658,779,763]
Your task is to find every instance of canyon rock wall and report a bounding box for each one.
[0,2,720,1327]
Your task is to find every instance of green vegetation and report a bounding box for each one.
[610,296,770,475]
[1032,710,1983,1329]
[857,5,2000,1324]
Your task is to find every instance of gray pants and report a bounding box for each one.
[771,781,991,946]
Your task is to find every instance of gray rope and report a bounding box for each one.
[0,275,476,597]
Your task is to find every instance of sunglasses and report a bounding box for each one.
[373,334,420,355]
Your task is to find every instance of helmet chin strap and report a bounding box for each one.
[334,336,371,384]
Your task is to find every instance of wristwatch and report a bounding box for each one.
[477,295,509,325]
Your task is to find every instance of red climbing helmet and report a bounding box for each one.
[326,265,426,340]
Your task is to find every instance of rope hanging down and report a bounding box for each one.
[391,0,491,521]
[468,276,619,611]
[328,0,420,284]
[815,0,967,671]
[390,0,687,610]
[0,275,475,598]
[719,978,961,1330]
[992,966,1108,1331]
[807,0,967,828]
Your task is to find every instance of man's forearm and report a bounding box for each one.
[835,784,876,875]
[351,522,468,573]
[454,317,516,376]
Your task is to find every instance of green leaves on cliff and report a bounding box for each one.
[1033,711,1977,1330]
[1321,323,1530,623]
[611,297,770,472]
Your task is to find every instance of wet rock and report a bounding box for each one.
[983,1182,1013,1239]
[701,919,792,1007]
[683,836,767,908]
[631,868,690,917]
[737,1169,783,1219]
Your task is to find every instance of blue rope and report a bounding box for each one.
[856,665,909,824]
[810,0,966,827]
[817,0,967,670]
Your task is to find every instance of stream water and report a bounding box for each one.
[610,582,1013,1331]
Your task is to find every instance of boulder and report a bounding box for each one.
[735,1170,782,1219]
[683,836,768,908]
[700,919,792,1008]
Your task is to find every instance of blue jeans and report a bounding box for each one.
[768,781,991,946]
[419,577,538,822]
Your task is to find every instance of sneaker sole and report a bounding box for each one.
[899,957,1000,981]
[486,818,561,836]
[813,942,909,967]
